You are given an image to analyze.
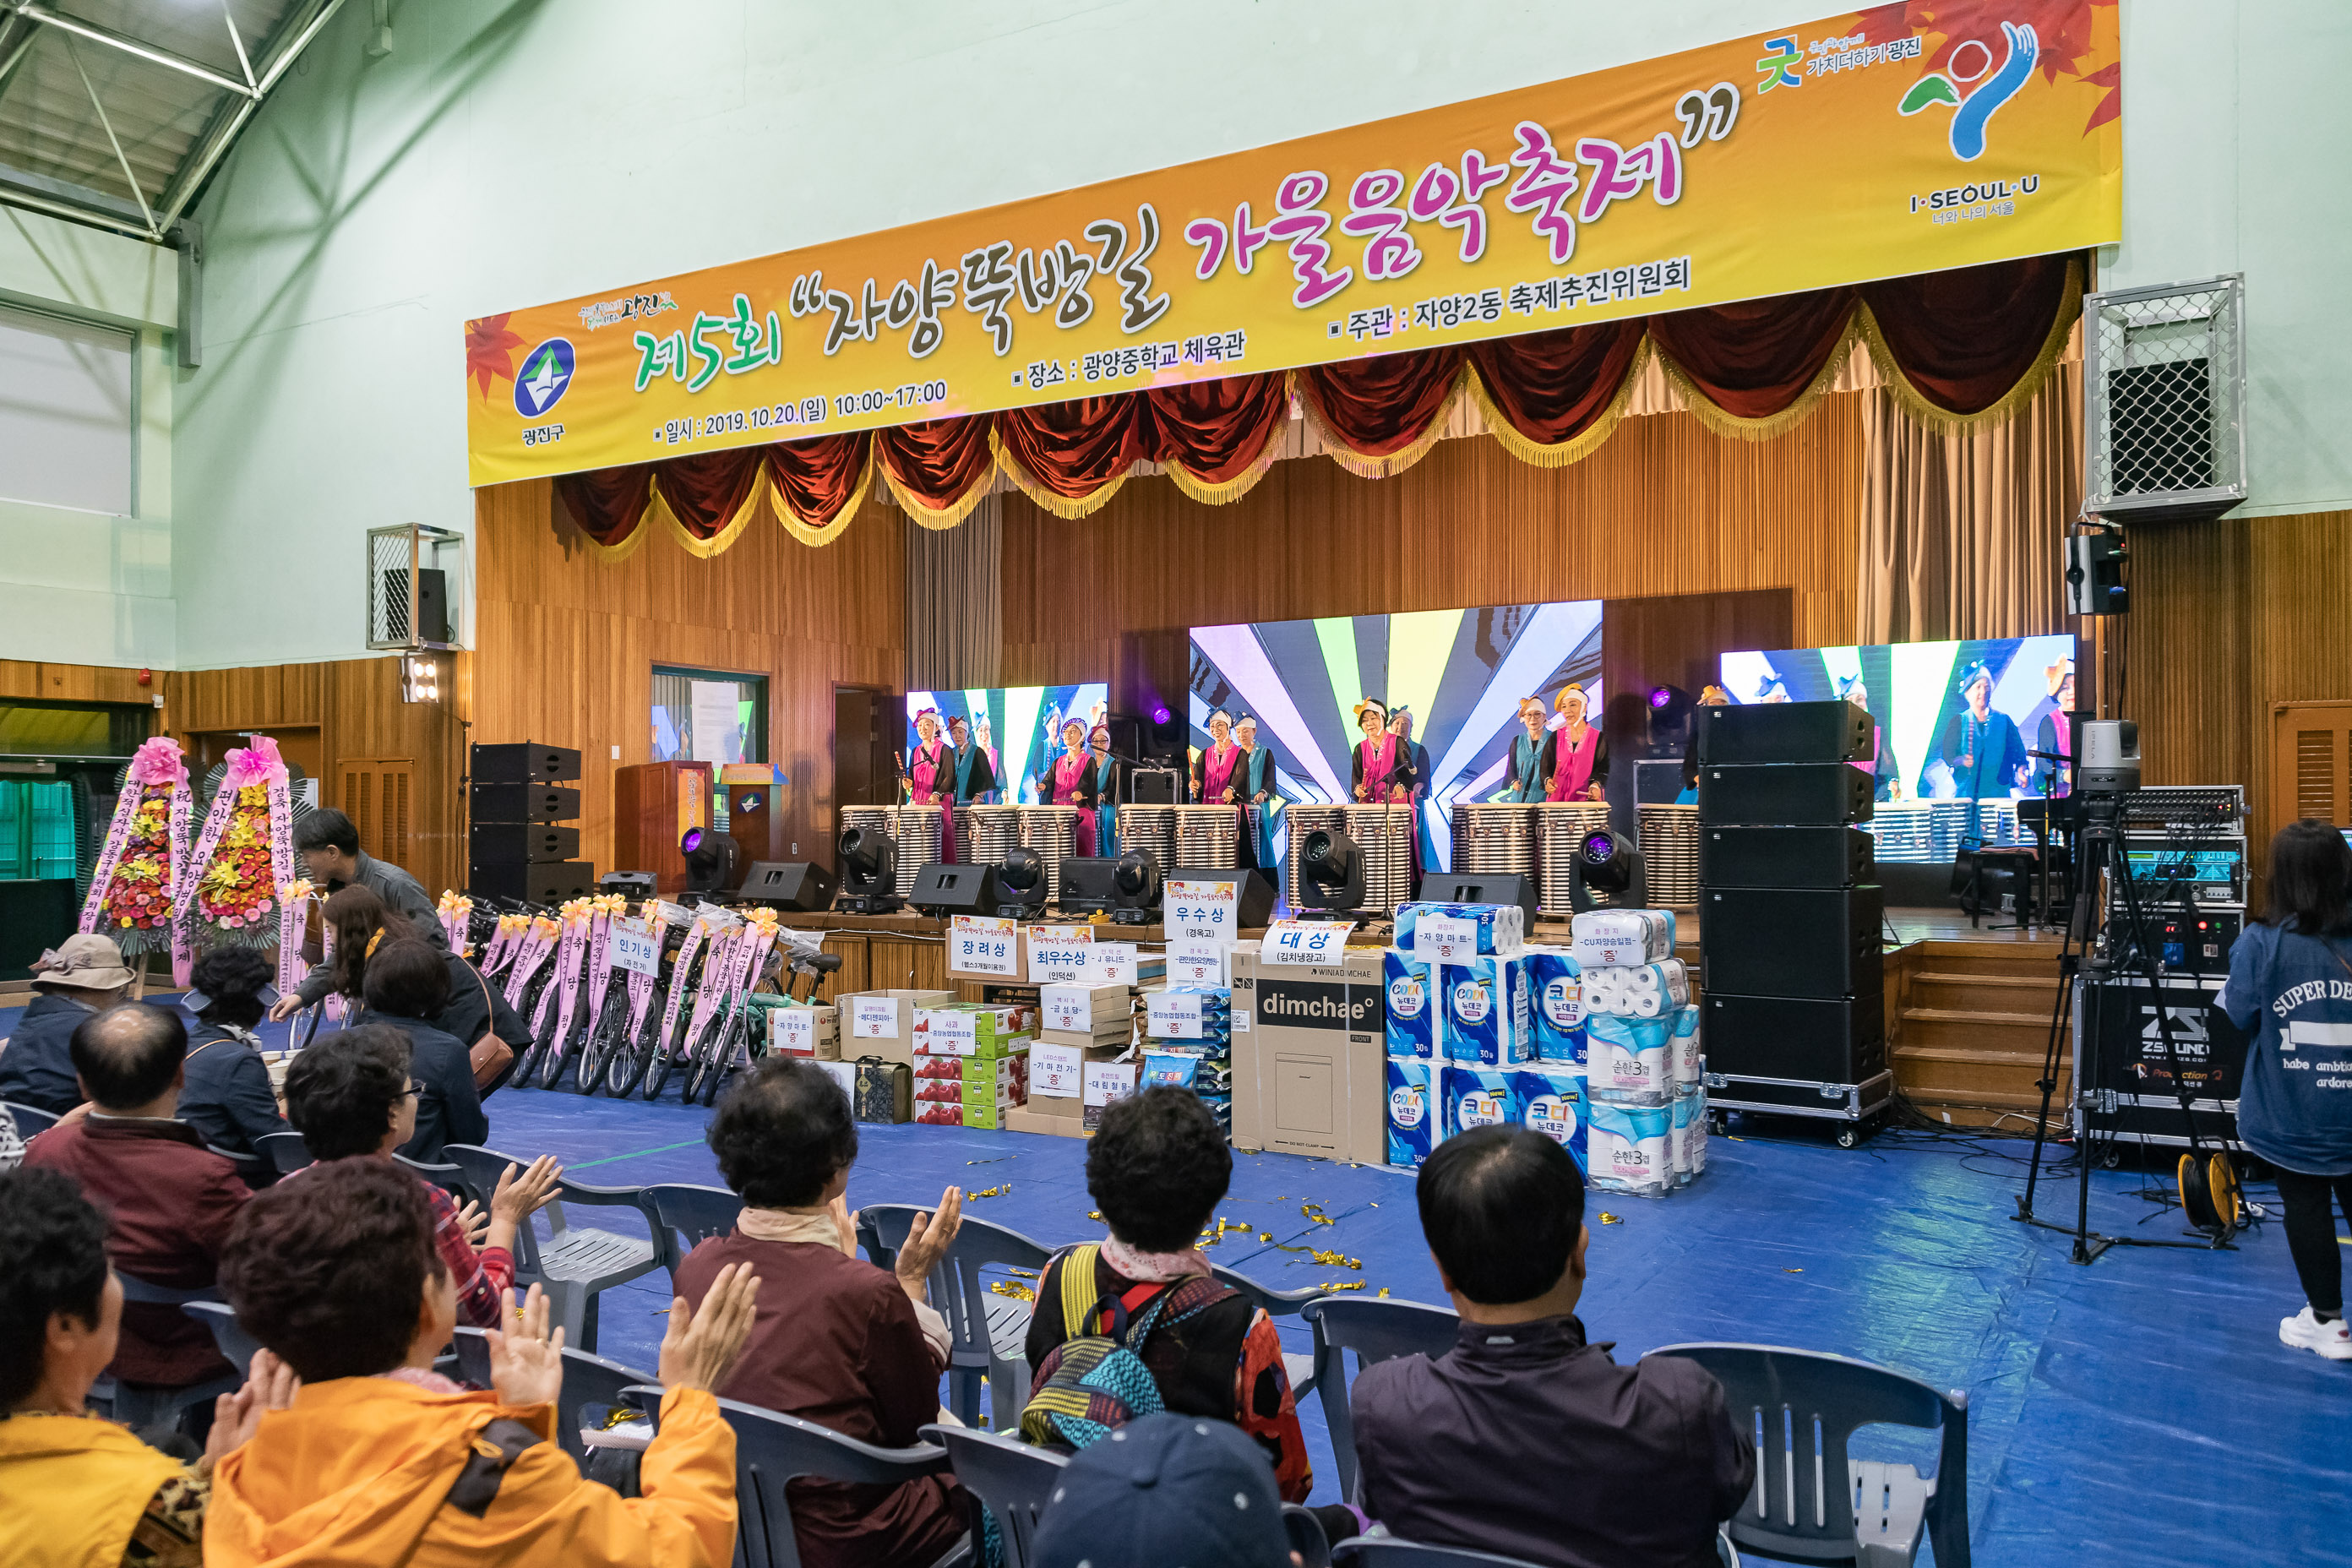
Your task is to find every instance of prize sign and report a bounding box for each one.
[949,915,1020,977]
[1262,921,1348,966]
[609,918,662,977]
[1166,879,1239,942]
[771,1008,815,1056]
[466,4,2119,486]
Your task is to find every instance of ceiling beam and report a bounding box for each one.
[7,1,261,101]
[155,0,347,233]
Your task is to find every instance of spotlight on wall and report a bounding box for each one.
[400,652,442,705]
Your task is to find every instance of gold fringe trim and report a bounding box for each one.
[1652,311,1864,443]
[1856,254,2085,433]
[652,470,765,559]
[885,458,994,531]
[987,425,1131,520]
[1164,424,1285,506]
[1466,336,1649,469]
[1296,363,1473,480]
[570,504,653,565]
[775,447,873,547]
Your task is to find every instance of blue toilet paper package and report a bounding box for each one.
[1396,902,1526,957]
[1443,1065,1522,1141]
[1386,1057,1439,1168]
[1441,956,1532,1064]
[1587,1101,1673,1195]
[1523,948,1587,1064]
[1587,1012,1673,1105]
[1383,948,1435,1058]
[1516,1064,1589,1173]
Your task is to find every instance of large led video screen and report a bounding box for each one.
[1721,634,2077,860]
[1189,602,1604,874]
[904,684,1108,804]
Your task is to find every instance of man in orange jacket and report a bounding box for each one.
[204,1157,760,1568]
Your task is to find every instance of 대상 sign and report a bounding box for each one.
[465,4,2120,485]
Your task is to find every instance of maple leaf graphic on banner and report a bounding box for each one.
[1857,0,2118,135]
[466,313,527,399]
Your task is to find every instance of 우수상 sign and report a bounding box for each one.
[464,3,2119,485]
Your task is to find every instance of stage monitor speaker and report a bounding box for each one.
[909,861,1003,916]
[468,823,580,863]
[738,861,836,912]
[470,860,596,906]
[1700,825,1874,890]
[471,783,580,824]
[1703,994,1887,1084]
[1701,885,1883,999]
[473,743,583,784]
[1421,872,1538,930]
[1059,857,1119,916]
[1163,868,1275,930]
[1129,768,1179,805]
[598,871,657,900]
[1696,763,1873,825]
[1696,700,1872,765]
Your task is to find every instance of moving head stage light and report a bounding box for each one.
[1111,848,1162,923]
[836,825,901,914]
[1574,827,1644,911]
[1297,826,1366,919]
[995,847,1050,917]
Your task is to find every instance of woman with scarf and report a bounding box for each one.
[1043,717,1102,856]
[902,709,958,863]
[1234,716,1280,873]
[1087,725,1120,858]
[2028,656,2075,798]
[1545,685,1607,803]
[946,715,997,814]
[1390,707,1432,896]
[1351,699,1412,803]
[1500,697,1554,802]
[974,716,1003,802]
[1191,710,1249,866]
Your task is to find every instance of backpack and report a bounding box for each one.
[1019,1244,1230,1450]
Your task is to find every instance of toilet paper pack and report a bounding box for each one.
[1441,956,1533,1065]
[1383,949,1436,1059]
[1580,959,1691,1019]
[1523,948,1587,1065]
[1587,1102,1673,1195]
[1670,1004,1702,1086]
[1571,909,1676,968]
[1443,1065,1521,1141]
[1396,902,1527,960]
[1386,1057,1440,1168]
[1515,1064,1589,1173]
[1587,1013,1674,1105]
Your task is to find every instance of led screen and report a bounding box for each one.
[905,684,1108,803]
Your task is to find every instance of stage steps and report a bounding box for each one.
[1887,940,2069,1130]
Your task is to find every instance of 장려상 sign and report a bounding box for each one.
[465,4,2119,486]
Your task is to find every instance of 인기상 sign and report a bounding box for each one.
[464,3,2119,486]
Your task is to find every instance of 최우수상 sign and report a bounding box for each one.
[464,4,2119,485]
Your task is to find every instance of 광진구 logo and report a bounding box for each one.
[1898,21,2039,161]
[513,337,575,418]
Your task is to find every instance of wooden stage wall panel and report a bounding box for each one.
[1002,397,1864,702]
[471,482,906,878]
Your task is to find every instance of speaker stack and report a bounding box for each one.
[470,743,593,906]
[1694,701,1891,1146]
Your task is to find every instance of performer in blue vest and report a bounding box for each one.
[1499,696,1553,803]
[1235,716,1282,873]
[1087,724,1119,858]
[949,716,998,808]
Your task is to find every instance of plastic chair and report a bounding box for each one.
[255,1130,313,1175]
[1643,1342,1968,1568]
[1300,1294,1460,1504]
[1286,1504,1335,1568]
[643,1182,745,1281]
[443,1145,662,1353]
[3,1100,59,1138]
[183,1302,263,1377]
[859,1204,1050,1431]
[1211,1260,1326,1397]
[1332,1539,1549,1567]
[392,1151,480,1205]
[920,1424,1064,1568]
[96,1274,239,1428]
[629,1386,972,1568]
[452,1324,493,1387]
[205,1142,270,1184]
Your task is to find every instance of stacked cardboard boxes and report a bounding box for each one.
[912,1002,1037,1128]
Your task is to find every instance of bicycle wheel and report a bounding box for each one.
[604,1002,658,1098]
[643,984,695,1102]
[573,977,629,1094]
[684,990,738,1106]
[700,1005,749,1107]
[512,972,557,1086]
[537,990,588,1091]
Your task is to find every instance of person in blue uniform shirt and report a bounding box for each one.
[1500,697,1554,802]
[1925,661,2028,799]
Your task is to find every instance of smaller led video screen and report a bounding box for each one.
[905,684,1108,804]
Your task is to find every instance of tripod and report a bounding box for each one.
[2014,793,2235,1260]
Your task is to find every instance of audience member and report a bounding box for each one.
[209,1157,759,1566]
[0,1167,294,1568]
[0,934,136,1113]
[676,1056,970,1568]
[177,947,291,1162]
[291,807,445,947]
[356,940,486,1162]
[1030,1412,1295,1568]
[1351,1126,1754,1568]
[1025,1086,1315,1501]
[270,887,527,1069]
[21,1004,250,1422]
[282,1024,556,1329]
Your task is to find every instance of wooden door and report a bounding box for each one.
[2272,702,2352,833]
[341,757,416,874]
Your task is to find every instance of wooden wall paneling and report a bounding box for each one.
[0,661,163,709]
[2246,509,2352,870]
[1601,590,1796,719]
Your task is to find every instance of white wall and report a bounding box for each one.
[95,0,2352,670]
[0,208,177,668]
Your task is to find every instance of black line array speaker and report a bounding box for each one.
[1703,994,1888,1084]
[1696,763,1874,825]
[1697,700,1873,765]
[1700,885,1884,1000]
[471,742,589,901]
[470,784,580,824]
[472,743,583,784]
[469,824,581,863]
[1700,825,1874,890]
[470,861,596,906]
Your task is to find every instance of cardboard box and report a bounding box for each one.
[1006,1104,1090,1139]
[814,1059,857,1106]
[1231,948,1386,1163]
[1041,982,1130,1029]
[1032,1039,1125,1099]
[839,989,956,1065]
[766,1002,841,1059]
[912,1004,1037,1058]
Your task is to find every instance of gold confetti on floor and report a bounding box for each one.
[966,1184,1010,1200]
[989,1280,1037,1302]
[1308,1249,1362,1271]
[1783,1267,1803,1274]
[1376,1287,1391,1298]
[1315,1280,1369,1291]
[1599,1212,1623,1225]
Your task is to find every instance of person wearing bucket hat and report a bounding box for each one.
[0,934,137,1114]
[1030,1413,1295,1568]
[1926,658,2029,800]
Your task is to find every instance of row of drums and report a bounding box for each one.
[1451,802,1703,912]
[1864,799,2026,863]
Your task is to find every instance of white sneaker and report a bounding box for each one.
[2279,1306,2352,1361]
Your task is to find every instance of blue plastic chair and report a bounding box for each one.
[3,1100,58,1138]
[183,1301,263,1377]
[921,1424,1064,1568]
[1643,1342,1967,1568]
[859,1204,1051,1430]
[442,1144,662,1353]
[1299,1294,1460,1504]
[255,1130,313,1175]
[1211,1260,1326,1396]
[1332,1539,1549,1568]
[643,1182,745,1281]
[96,1274,239,1428]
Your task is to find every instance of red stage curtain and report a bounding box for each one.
[553,463,655,547]
[764,433,871,526]
[1469,319,1647,448]
[1649,286,1857,419]
[1147,372,1291,487]
[1295,347,1464,459]
[875,414,997,522]
[995,393,1157,500]
[655,446,765,541]
[1862,253,2074,416]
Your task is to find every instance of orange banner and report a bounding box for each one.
[466,3,2118,486]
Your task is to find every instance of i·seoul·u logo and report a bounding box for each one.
[1898,20,2039,161]
[513,337,575,417]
